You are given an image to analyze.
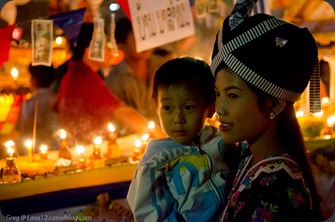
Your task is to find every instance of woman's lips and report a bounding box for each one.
[219,122,232,131]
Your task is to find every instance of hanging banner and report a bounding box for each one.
[128,0,195,52]
[116,0,132,20]
[49,8,86,46]
[0,24,15,68]
[31,19,53,66]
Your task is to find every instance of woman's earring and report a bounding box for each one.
[270,112,276,120]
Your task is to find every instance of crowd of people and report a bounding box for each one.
[2,0,334,220]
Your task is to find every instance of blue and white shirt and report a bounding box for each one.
[127,125,230,222]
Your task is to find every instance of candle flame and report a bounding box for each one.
[134,139,142,148]
[55,36,63,45]
[4,140,15,148]
[141,133,149,141]
[312,111,323,118]
[327,116,335,127]
[24,140,32,148]
[40,144,48,153]
[295,110,304,118]
[108,123,115,132]
[11,67,19,80]
[60,129,67,139]
[7,147,14,156]
[93,136,103,145]
[321,97,329,104]
[76,145,85,155]
[148,121,155,130]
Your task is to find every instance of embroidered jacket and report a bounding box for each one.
[127,125,229,222]
[221,153,321,222]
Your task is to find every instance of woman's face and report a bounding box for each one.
[214,68,271,145]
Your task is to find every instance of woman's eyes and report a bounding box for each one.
[228,93,239,99]
[215,91,239,99]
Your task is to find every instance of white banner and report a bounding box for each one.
[128,0,195,52]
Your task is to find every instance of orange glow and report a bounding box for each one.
[110,50,124,65]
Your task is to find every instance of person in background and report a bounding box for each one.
[104,17,174,135]
[53,10,165,145]
[127,57,240,221]
[13,64,59,155]
[211,0,324,221]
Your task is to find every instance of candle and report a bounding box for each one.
[148,121,155,130]
[92,136,103,159]
[58,129,72,160]
[140,133,149,153]
[3,145,21,183]
[130,139,143,162]
[59,129,68,149]
[11,67,19,84]
[148,121,156,138]
[134,139,142,150]
[60,129,67,139]
[4,140,15,158]
[76,145,85,157]
[106,123,120,159]
[24,139,33,162]
[108,123,117,144]
[39,144,48,160]
[7,147,14,158]
[326,115,335,134]
[76,145,87,170]
[327,116,335,127]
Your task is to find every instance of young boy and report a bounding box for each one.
[127,57,237,221]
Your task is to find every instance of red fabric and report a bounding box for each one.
[116,0,131,21]
[53,60,121,143]
[0,24,15,68]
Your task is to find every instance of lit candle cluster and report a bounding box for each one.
[1,120,159,177]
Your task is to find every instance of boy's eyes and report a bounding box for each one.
[161,104,195,111]
[162,105,171,111]
[185,105,195,110]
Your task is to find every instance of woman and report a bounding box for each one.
[211,0,324,221]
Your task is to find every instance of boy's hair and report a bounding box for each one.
[115,17,133,44]
[28,64,56,88]
[152,57,215,105]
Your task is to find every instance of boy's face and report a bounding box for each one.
[157,85,210,145]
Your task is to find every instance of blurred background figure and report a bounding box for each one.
[12,64,59,155]
[53,8,165,145]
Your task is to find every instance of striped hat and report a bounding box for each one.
[210,1,320,113]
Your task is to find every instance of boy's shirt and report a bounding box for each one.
[127,125,230,222]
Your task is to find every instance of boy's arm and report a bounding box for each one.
[127,163,174,222]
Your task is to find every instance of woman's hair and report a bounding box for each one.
[152,57,215,105]
[249,83,323,215]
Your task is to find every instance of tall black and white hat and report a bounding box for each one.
[211,0,321,113]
